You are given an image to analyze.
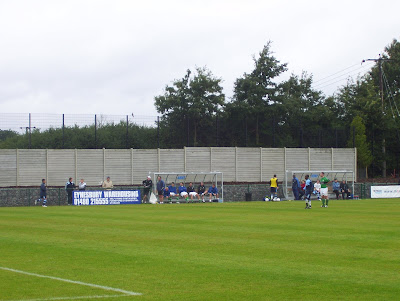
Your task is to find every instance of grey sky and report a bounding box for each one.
[0,0,399,117]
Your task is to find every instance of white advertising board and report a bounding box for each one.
[371,185,400,198]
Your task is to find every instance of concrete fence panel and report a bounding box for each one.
[0,147,356,187]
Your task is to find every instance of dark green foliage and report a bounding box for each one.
[155,67,225,148]
[0,123,157,149]
[0,130,18,142]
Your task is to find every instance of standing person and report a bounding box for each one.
[320,172,330,207]
[332,178,340,200]
[298,180,306,200]
[78,179,86,191]
[197,181,206,202]
[102,176,113,190]
[142,176,152,203]
[35,178,47,207]
[270,174,278,201]
[156,176,165,204]
[314,179,321,201]
[304,174,313,209]
[292,174,300,200]
[65,177,75,205]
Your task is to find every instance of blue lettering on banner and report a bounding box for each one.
[73,190,141,206]
[371,185,400,198]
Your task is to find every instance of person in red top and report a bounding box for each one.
[298,180,306,200]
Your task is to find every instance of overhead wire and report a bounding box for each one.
[313,62,373,91]
[313,63,361,84]
[382,71,400,118]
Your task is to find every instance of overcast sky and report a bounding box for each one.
[0,0,399,118]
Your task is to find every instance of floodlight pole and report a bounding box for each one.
[362,55,395,177]
[20,113,36,149]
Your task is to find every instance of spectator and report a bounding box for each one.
[102,176,113,190]
[292,174,300,200]
[332,178,340,200]
[156,176,165,204]
[340,180,351,199]
[35,178,47,207]
[178,182,188,200]
[78,178,86,191]
[205,183,219,202]
[142,176,152,203]
[299,180,306,200]
[163,186,171,203]
[168,182,178,199]
[65,177,75,205]
[197,181,206,202]
[187,182,200,201]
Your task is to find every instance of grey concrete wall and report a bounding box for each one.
[0,147,357,187]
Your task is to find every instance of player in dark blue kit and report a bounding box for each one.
[35,179,48,207]
[304,175,313,209]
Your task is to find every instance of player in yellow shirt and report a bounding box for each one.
[270,174,278,201]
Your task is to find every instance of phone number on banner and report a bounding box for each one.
[73,190,141,205]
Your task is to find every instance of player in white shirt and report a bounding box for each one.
[313,179,321,201]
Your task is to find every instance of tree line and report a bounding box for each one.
[1,40,399,178]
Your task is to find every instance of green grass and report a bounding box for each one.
[0,199,399,300]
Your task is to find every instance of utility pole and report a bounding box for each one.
[362,55,394,177]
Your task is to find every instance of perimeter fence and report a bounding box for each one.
[1,112,357,150]
[0,113,158,149]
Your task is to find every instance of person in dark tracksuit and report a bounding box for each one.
[156,176,165,204]
[65,177,76,205]
[142,176,153,203]
[292,174,300,200]
[35,179,47,207]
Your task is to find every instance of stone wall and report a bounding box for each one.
[223,184,284,202]
[0,184,283,207]
[3,183,396,207]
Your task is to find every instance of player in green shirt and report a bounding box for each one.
[320,172,330,207]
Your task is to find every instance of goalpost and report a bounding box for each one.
[284,170,355,200]
[149,171,223,202]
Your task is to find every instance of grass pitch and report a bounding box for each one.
[0,199,399,300]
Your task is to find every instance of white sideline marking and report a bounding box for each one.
[0,267,141,297]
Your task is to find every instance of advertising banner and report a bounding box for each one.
[371,185,400,198]
[73,190,141,205]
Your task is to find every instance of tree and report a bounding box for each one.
[335,75,387,176]
[366,39,400,176]
[154,67,225,147]
[276,72,328,147]
[0,130,18,142]
[229,41,288,145]
[348,116,373,178]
